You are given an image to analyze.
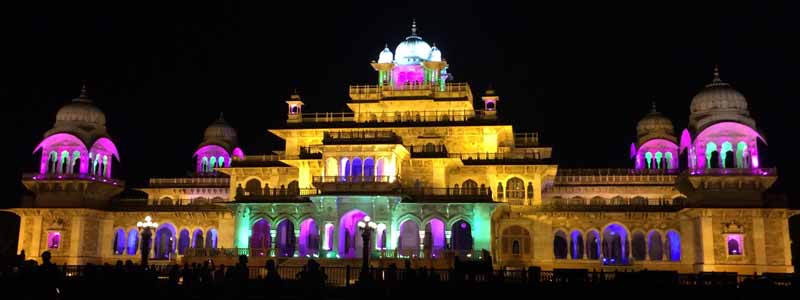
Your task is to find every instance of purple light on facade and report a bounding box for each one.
[232,147,245,160]
[635,138,678,170]
[47,231,61,249]
[667,230,681,261]
[250,220,271,251]
[427,219,446,255]
[679,128,692,153]
[339,210,367,258]
[194,144,231,172]
[693,122,763,169]
[299,219,319,256]
[392,65,424,86]
[127,229,139,255]
[602,224,628,264]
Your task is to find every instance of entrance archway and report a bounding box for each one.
[451,220,473,256]
[339,210,368,258]
[299,219,319,257]
[276,219,296,257]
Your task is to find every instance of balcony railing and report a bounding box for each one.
[235,188,318,202]
[23,172,124,186]
[400,187,494,203]
[514,132,540,147]
[409,144,449,158]
[293,109,496,124]
[349,82,472,101]
[148,177,229,187]
[312,176,397,184]
[323,130,402,144]
[450,152,546,164]
[686,168,776,176]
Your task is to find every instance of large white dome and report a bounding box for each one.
[689,67,754,131]
[395,35,431,65]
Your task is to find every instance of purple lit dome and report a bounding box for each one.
[636,104,676,144]
[689,66,755,131]
[201,114,239,149]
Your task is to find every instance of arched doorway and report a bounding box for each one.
[154,224,176,260]
[339,210,368,258]
[586,230,600,260]
[250,219,271,256]
[553,230,567,259]
[299,219,319,257]
[192,229,204,249]
[398,220,420,257]
[632,231,646,261]
[451,220,473,256]
[648,231,663,261]
[276,219,296,257]
[424,219,446,258]
[206,229,218,249]
[602,224,629,264]
[178,229,190,255]
[570,230,584,259]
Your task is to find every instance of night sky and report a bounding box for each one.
[3,1,800,206]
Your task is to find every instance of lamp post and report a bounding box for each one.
[137,216,158,267]
[357,216,377,281]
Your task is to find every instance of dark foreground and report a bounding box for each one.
[1,258,797,299]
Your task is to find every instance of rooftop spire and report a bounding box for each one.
[218,112,225,122]
[411,18,417,36]
[651,101,658,113]
[712,64,721,82]
[74,80,92,103]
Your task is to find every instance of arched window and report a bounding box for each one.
[736,142,748,168]
[71,151,81,174]
[654,152,663,169]
[667,230,681,261]
[245,179,262,196]
[250,219,271,254]
[424,143,436,152]
[631,196,647,206]
[462,180,478,195]
[375,158,385,177]
[351,157,362,178]
[48,231,61,249]
[59,150,69,174]
[632,231,646,261]
[363,157,375,178]
[127,229,139,255]
[706,142,718,168]
[159,197,173,206]
[506,177,525,200]
[586,231,600,260]
[590,197,606,206]
[340,158,350,177]
[611,196,626,205]
[276,219,296,257]
[48,151,58,174]
[569,197,585,206]
[570,230,584,259]
[502,225,530,256]
[218,156,225,168]
[102,155,109,177]
[192,229,204,248]
[451,220,473,254]
[113,228,126,255]
[206,229,218,249]
[209,157,217,172]
[645,152,653,169]
[648,231,663,261]
[178,229,190,255]
[553,230,568,259]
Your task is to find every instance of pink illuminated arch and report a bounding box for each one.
[194,144,231,172]
[34,133,88,175]
[693,122,765,169]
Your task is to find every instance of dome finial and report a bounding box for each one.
[218,112,225,122]
[651,101,658,113]
[411,18,417,36]
[74,80,92,103]
[713,64,721,82]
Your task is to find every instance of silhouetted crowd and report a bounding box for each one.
[0,250,796,300]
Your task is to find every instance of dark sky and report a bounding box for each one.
[2,1,800,205]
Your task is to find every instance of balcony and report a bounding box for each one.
[289,109,498,126]
[399,187,493,203]
[235,188,318,203]
[450,152,548,165]
[349,82,472,101]
[323,130,402,145]
[514,132,540,147]
[409,144,449,158]
[553,168,679,186]
[685,168,776,176]
[23,172,124,186]
[312,176,400,194]
[148,177,229,188]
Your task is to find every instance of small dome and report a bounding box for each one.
[202,113,238,148]
[394,20,431,65]
[378,45,393,63]
[637,104,675,144]
[428,44,442,62]
[689,66,754,130]
[55,86,106,126]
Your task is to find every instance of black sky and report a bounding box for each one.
[2,1,800,206]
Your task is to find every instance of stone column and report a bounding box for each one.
[698,215,715,271]
[752,214,767,273]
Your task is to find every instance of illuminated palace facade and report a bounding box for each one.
[10,24,795,274]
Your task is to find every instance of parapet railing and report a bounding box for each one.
[450,152,545,162]
[349,82,472,101]
[514,132,540,147]
[686,168,777,176]
[148,177,229,186]
[23,172,124,186]
[312,176,398,184]
[236,188,319,198]
[294,109,495,124]
[323,130,401,144]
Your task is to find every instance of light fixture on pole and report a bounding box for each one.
[357,216,378,282]
[137,216,158,267]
